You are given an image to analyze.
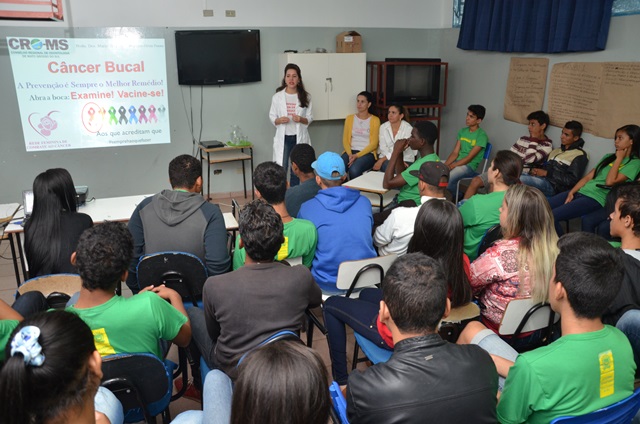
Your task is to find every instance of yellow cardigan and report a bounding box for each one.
[342,114,380,158]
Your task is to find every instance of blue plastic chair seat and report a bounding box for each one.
[353,332,393,365]
[550,388,640,423]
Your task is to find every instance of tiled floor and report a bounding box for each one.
[0,194,368,419]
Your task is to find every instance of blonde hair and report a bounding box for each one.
[502,185,558,303]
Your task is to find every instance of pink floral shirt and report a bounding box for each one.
[470,238,531,328]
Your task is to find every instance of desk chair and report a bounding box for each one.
[306,254,398,348]
[18,273,82,309]
[101,353,173,424]
[136,251,208,308]
[455,142,493,201]
[438,302,481,343]
[550,388,640,423]
[499,298,559,352]
[198,330,302,386]
[330,381,350,424]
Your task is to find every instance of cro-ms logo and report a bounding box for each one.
[7,38,69,51]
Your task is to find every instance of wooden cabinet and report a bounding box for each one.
[279,53,366,120]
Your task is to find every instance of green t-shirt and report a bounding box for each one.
[398,153,440,204]
[0,319,19,361]
[460,190,505,261]
[232,218,318,269]
[579,154,640,206]
[456,126,488,170]
[67,292,187,358]
[498,326,636,424]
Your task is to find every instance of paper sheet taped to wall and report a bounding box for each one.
[548,62,640,138]
[504,58,549,124]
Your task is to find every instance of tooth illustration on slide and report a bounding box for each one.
[28,111,59,139]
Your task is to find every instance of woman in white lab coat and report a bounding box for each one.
[269,63,313,186]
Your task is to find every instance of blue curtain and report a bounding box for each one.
[457,0,614,53]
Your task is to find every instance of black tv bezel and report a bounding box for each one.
[385,58,442,105]
[175,29,261,86]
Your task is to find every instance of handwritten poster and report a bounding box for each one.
[7,36,170,152]
[504,58,549,124]
[549,62,640,138]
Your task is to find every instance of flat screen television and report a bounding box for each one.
[175,30,261,86]
[385,58,441,105]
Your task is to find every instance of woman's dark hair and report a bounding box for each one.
[276,63,310,108]
[0,311,99,424]
[231,340,330,424]
[594,124,640,177]
[492,150,522,186]
[24,168,78,277]
[407,199,472,307]
[388,103,410,122]
[358,90,374,114]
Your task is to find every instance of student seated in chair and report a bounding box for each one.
[68,222,191,359]
[189,200,321,378]
[375,120,440,226]
[374,161,449,256]
[232,161,317,269]
[127,154,230,293]
[298,152,376,294]
[346,253,498,424]
[603,183,640,372]
[285,144,321,218]
[459,232,636,423]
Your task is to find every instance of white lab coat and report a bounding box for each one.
[269,90,313,165]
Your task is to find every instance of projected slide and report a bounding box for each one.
[7,36,170,152]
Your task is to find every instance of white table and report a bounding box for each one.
[6,194,238,286]
[343,171,399,212]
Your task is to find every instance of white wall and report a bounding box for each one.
[435,14,640,168]
[1,0,453,30]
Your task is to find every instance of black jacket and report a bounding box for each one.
[346,334,498,424]
[603,250,640,326]
[545,139,589,194]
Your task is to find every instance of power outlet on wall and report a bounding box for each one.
[225,10,236,17]
[203,9,213,17]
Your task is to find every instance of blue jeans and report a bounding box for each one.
[323,288,391,385]
[519,174,556,197]
[171,370,233,424]
[341,151,375,180]
[283,135,299,187]
[548,191,604,236]
[94,386,124,424]
[471,329,519,391]
[616,309,640,376]
[447,165,478,198]
[187,307,220,371]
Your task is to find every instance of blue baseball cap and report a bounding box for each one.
[312,152,346,180]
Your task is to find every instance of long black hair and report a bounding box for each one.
[407,199,472,307]
[24,168,77,277]
[275,63,310,108]
[0,311,99,424]
[594,124,640,177]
